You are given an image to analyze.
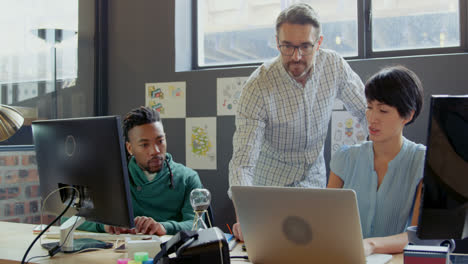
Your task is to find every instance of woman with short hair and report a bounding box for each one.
[328,65,425,256]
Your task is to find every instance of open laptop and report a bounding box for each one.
[231,186,392,264]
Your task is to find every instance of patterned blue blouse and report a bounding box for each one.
[330,138,426,238]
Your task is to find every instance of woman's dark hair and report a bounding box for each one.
[365,65,424,125]
[123,106,161,142]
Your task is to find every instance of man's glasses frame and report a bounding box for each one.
[278,41,317,56]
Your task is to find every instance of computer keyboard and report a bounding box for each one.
[43,231,161,242]
[366,253,392,264]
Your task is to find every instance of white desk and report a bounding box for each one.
[0,221,129,264]
[0,221,403,264]
[229,242,403,263]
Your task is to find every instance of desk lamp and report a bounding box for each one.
[0,105,24,142]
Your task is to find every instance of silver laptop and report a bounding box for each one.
[231,186,367,264]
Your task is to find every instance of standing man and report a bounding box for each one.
[73,106,203,235]
[229,3,366,240]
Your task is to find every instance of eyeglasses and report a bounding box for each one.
[278,43,316,56]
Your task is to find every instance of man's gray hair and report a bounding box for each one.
[276,3,321,39]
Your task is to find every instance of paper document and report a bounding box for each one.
[224,233,238,251]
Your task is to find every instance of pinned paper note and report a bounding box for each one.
[145,82,186,118]
[186,117,217,170]
[217,77,248,116]
[331,111,366,156]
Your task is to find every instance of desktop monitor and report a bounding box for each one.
[32,116,134,250]
[417,95,468,240]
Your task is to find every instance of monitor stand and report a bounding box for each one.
[41,215,112,253]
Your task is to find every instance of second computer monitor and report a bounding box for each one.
[417,95,468,240]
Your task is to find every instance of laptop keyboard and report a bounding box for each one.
[366,253,393,264]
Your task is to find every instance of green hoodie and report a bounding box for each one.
[68,153,203,235]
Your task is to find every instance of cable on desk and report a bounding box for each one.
[39,186,83,257]
[26,254,50,263]
[21,189,77,264]
[38,186,80,246]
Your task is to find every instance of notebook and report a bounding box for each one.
[231,186,392,264]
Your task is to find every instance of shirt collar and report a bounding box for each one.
[275,54,316,88]
[128,153,173,185]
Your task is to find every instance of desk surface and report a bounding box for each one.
[229,243,403,264]
[0,221,130,264]
[0,221,403,264]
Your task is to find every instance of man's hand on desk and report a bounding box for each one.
[104,224,133,235]
[134,216,166,235]
[105,216,167,236]
[233,222,244,241]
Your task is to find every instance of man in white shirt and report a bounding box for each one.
[228,3,367,240]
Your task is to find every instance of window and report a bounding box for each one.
[0,0,100,145]
[197,0,357,67]
[0,0,78,104]
[195,0,465,68]
[371,0,459,52]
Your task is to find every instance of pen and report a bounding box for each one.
[226,223,233,235]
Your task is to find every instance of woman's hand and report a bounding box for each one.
[233,222,244,241]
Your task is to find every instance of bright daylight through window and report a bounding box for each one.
[0,0,78,104]
[372,0,459,51]
[197,0,357,67]
[197,0,461,67]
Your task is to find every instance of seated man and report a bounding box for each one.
[71,106,203,235]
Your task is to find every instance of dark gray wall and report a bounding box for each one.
[107,1,468,232]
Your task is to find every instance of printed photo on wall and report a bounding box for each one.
[216,76,248,116]
[145,82,186,118]
[185,117,217,170]
[331,111,367,156]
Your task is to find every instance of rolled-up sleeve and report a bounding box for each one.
[336,56,367,126]
[228,77,267,197]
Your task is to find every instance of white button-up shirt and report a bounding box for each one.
[229,49,366,192]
